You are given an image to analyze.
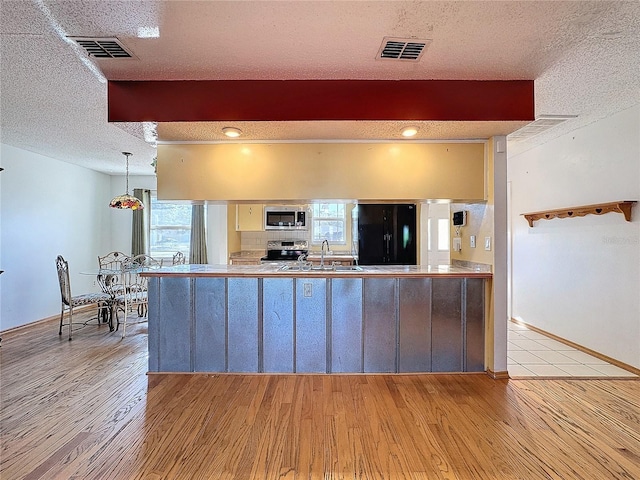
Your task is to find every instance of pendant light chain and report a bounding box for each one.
[124,152,131,194]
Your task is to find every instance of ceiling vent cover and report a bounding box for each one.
[508,115,578,141]
[377,37,431,61]
[69,37,134,59]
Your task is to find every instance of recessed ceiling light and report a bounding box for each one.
[401,127,418,137]
[222,127,242,138]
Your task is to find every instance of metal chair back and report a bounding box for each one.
[130,254,163,268]
[98,251,130,271]
[172,251,186,265]
[56,255,72,306]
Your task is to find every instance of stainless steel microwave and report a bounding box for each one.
[264,206,308,230]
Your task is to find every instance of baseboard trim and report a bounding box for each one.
[0,305,96,336]
[486,369,510,380]
[510,317,640,376]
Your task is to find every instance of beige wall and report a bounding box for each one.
[157,143,485,202]
[449,138,494,266]
[449,202,494,265]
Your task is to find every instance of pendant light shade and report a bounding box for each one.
[109,152,144,210]
[109,193,144,210]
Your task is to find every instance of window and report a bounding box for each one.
[150,193,193,259]
[311,203,346,244]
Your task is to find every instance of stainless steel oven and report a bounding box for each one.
[264,206,308,231]
[260,240,308,264]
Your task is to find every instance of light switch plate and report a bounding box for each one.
[470,235,476,248]
[484,237,491,251]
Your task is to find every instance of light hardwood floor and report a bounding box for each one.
[1,310,639,479]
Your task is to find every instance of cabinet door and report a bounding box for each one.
[431,278,463,372]
[236,204,264,231]
[363,278,397,372]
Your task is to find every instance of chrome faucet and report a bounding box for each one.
[320,239,330,268]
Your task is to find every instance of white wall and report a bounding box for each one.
[509,105,640,368]
[0,144,111,331]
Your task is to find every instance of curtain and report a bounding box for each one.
[131,188,151,256]
[189,202,208,264]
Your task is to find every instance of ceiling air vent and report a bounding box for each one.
[69,37,134,59]
[508,115,578,141]
[377,37,431,61]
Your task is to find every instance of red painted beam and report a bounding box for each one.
[108,80,534,123]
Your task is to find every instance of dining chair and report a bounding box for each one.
[111,258,151,338]
[97,251,131,271]
[56,255,112,341]
[172,251,186,265]
[97,251,131,297]
[130,254,163,268]
[130,254,164,314]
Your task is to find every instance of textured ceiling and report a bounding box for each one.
[1,1,639,174]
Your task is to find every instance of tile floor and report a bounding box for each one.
[508,321,638,378]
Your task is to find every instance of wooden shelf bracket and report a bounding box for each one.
[522,201,636,227]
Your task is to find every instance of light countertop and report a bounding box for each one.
[141,263,492,278]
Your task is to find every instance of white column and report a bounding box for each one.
[492,136,508,373]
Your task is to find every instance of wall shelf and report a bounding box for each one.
[522,201,636,227]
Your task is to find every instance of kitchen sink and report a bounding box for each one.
[277,265,309,272]
[332,265,363,272]
[277,264,363,272]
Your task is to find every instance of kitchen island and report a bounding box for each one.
[142,264,491,374]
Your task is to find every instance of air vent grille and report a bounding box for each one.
[377,37,431,61]
[508,115,578,141]
[69,37,134,59]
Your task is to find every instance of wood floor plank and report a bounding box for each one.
[1,312,639,479]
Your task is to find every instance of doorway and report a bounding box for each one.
[420,203,450,266]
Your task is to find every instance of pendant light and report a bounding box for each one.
[109,152,144,210]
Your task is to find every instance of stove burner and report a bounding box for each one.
[262,240,308,263]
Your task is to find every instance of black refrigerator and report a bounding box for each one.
[356,204,417,265]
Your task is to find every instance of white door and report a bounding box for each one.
[421,203,450,266]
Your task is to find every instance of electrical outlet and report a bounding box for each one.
[470,235,476,248]
[303,283,312,297]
